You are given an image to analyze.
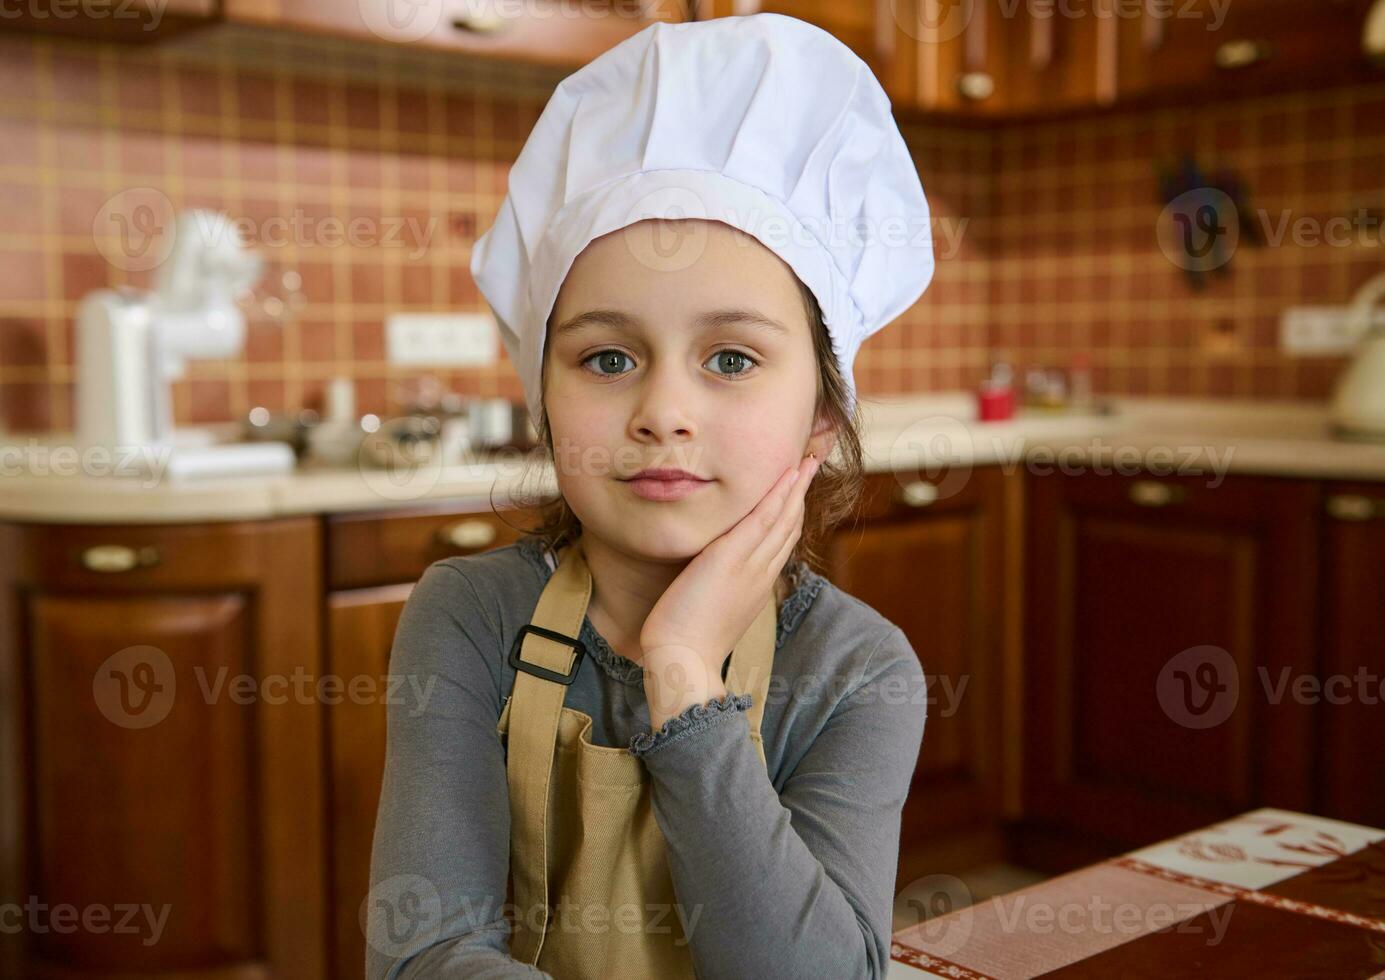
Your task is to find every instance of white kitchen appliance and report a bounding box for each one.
[1329,270,1385,442]
[77,209,295,479]
[1367,0,1385,60]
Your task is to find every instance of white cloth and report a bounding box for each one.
[470,12,935,425]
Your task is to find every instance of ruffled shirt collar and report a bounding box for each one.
[514,534,827,687]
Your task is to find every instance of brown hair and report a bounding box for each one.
[498,276,864,592]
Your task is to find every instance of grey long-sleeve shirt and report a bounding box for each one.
[365,535,927,980]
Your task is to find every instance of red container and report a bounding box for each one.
[977,383,1015,421]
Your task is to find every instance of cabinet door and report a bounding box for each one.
[899,0,1011,116]
[821,466,1017,872]
[1000,1,1115,116]
[226,0,684,68]
[0,518,325,980]
[1317,483,1385,829]
[1116,0,1375,103]
[328,585,413,980]
[0,0,216,42]
[1021,472,1318,870]
[325,509,528,978]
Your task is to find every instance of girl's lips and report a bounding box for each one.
[623,476,711,502]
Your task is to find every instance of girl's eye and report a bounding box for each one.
[583,350,635,376]
[705,349,758,376]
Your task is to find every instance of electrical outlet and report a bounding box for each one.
[386,313,498,366]
[1279,306,1385,355]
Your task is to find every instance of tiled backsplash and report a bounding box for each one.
[977,87,1383,402]
[0,32,1380,433]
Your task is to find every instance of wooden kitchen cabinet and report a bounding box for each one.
[821,466,1021,877]
[325,501,529,591]
[0,0,217,43]
[842,0,1112,119]
[1018,470,1320,872]
[0,518,327,980]
[1116,0,1378,105]
[224,0,686,68]
[898,0,1011,116]
[1316,482,1385,831]
[328,584,411,980]
[325,504,527,980]
[997,1,1114,116]
[705,0,1383,119]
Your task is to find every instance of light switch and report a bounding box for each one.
[386,313,498,366]
[1280,306,1385,356]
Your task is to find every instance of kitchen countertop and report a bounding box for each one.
[2,393,1383,523]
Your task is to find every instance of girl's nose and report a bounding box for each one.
[627,362,698,442]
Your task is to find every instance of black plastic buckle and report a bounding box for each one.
[508,624,586,686]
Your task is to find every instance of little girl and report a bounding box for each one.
[367,13,934,980]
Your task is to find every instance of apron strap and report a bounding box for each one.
[504,536,591,965]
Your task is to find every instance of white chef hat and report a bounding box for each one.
[469,12,935,427]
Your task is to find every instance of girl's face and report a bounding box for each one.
[543,218,834,561]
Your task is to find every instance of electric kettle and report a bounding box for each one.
[1329,271,1385,442]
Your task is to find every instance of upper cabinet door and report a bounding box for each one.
[917,0,1011,115]
[1117,0,1379,103]
[225,0,688,67]
[0,0,217,42]
[756,0,1383,119]
[1000,1,1117,116]
[861,0,1113,119]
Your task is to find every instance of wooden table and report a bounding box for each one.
[889,808,1385,978]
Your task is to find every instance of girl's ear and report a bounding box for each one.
[807,411,838,461]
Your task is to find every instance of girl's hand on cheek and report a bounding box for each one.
[639,451,820,729]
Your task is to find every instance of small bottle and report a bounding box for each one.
[1069,353,1093,414]
[1044,368,1068,409]
[307,376,365,466]
[325,376,355,422]
[1024,365,1047,408]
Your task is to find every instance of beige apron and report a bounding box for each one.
[495,533,777,979]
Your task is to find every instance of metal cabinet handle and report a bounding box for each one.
[435,520,498,550]
[1326,494,1382,522]
[897,480,940,508]
[1215,39,1272,69]
[1128,480,1186,507]
[955,71,995,101]
[451,11,510,35]
[81,544,160,573]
